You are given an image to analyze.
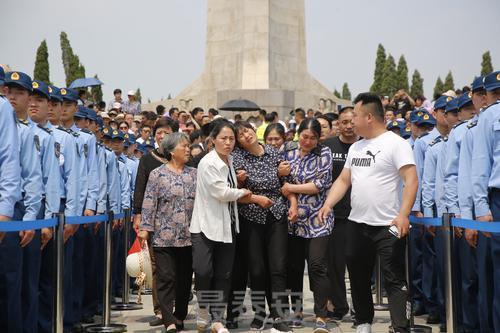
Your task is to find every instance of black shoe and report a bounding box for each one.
[412,303,426,316]
[71,323,84,333]
[426,313,440,324]
[149,316,163,326]
[327,310,347,321]
[166,324,177,333]
[271,317,292,333]
[226,320,238,329]
[81,315,95,324]
[250,315,266,331]
[175,322,184,331]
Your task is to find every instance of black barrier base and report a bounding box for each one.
[111,302,143,311]
[410,324,433,333]
[84,323,127,333]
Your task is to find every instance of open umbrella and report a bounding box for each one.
[219,98,260,111]
[69,77,103,89]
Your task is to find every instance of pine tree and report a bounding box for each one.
[481,51,493,76]
[396,55,409,91]
[341,83,351,100]
[90,74,103,103]
[333,89,341,99]
[33,40,50,83]
[60,31,86,86]
[167,93,172,99]
[380,54,398,97]
[433,77,444,97]
[370,44,387,95]
[135,88,142,103]
[443,71,455,92]
[409,69,424,97]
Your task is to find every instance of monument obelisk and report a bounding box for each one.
[147,0,347,116]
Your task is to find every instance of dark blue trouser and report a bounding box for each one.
[22,229,41,333]
[112,227,124,296]
[433,229,445,324]
[70,224,85,324]
[477,233,494,333]
[82,225,99,318]
[458,236,479,332]
[409,226,425,309]
[0,203,24,333]
[422,231,439,314]
[488,190,500,332]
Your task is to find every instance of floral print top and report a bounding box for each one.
[283,144,334,238]
[140,164,197,247]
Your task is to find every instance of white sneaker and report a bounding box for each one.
[356,323,372,333]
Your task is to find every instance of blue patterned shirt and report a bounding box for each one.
[283,144,334,238]
[140,164,197,247]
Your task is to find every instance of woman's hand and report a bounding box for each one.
[236,169,247,187]
[278,161,291,177]
[253,195,274,209]
[137,230,149,245]
[241,189,252,199]
[281,182,293,197]
[288,203,298,222]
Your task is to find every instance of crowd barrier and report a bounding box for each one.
[0,210,132,333]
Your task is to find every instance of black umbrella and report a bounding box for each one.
[219,98,261,111]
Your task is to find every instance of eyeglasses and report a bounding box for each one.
[120,126,128,130]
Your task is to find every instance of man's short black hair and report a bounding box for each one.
[113,88,122,95]
[154,117,179,134]
[156,105,166,116]
[208,108,219,116]
[294,108,305,118]
[168,107,179,116]
[234,114,242,121]
[144,111,158,121]
[259,109,267,117]
[264,113,275,123]
[98,101,106,109]
[324,112,339,121]
[191,107,204,117]
[353,92,385,121]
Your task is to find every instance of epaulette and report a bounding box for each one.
[284,141,299,152]
[482,100,500,113]
[127,156,135,161]
[428,136,442,147]
[105,146,113,152]
[18,118,29,126]
[453,121,466,129]
[68,129,79,138]
[37,124,52,134]
[467,120,478,129]
[418,132,429,139]
[57,126,72,135]
[80,128,93,135]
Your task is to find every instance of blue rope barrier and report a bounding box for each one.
[114,212,125,219]
[409,215,442,227]
[65,214,109,225]
[0,218,58,232]
[451,218,500,233]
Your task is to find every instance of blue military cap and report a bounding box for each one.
[410,108,426,123]
[434,95,452,110]
[127,133,136,145]
[144,138,155,148]
[471,75,485,92]
[0,66,4,85]
[458,91,473,109]
[123,133,132,148]
[136,144,147,154]
[416,112,436,126]
[484,70,500,92]
[109,128,125,140]
[445,98,459,113]
[75,106,88,119]
[86,109,98,122]
[49,85,63,102]
[31,80,50,99]
[387,120,405,131]
[60,87,79,102]
[4,71,32,91]
[401,125,411,139]
[96,116,104,130]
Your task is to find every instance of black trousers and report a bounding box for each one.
[226,221,248,321]
[192,232,235,322]
[153,246,193,327]
[346,221,409,332]
[287,234,330,318]
[247,213,288,319]
[328,217,351,314]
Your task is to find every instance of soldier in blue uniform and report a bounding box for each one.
[442,89,478,332]
[471,70,500,332]
[0,67,23,333]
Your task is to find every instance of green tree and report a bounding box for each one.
[135,88,142,103]
[90,74,103,103]
[370,44,387,95]
[341,82,351,100]
[443,71,455,92]
[396,55,409,91]
[33,40,50,83]
[167,93,172,99]
[60,31,86,86]
[481,51,494,76]
[333,89,341,98]
[433,76,444,97]
[409,69,424,97]
[380,54,398,97]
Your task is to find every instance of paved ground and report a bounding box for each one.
[95,278,441,333]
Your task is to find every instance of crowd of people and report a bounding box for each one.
[0,64,499,333]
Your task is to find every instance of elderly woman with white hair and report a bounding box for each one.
[138,132,196,333]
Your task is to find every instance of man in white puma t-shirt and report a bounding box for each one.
[319,93,418,333]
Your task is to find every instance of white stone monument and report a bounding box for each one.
[146,0,349,116]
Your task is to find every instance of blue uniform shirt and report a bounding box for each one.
[422,136,446,217]
[0,98,21,218]
[117,155,131,210]
[413,127,440,211]
[68,124,88,214]
[30,120,62,219]
[471,102,500,217]
[443,121,467,215]
[17,120,43,220]
[96,143,108,214]
[104,147,120,214]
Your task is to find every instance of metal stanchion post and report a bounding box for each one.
[443,213,457,333]
[374,255,389,311]
[86,211,126,333]
[112,209,142,310]
[53,213,65,333]
[405,232,432,333]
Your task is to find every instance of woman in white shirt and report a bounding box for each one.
[190,120,251,333]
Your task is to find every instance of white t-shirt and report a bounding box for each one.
[344,131,415,226]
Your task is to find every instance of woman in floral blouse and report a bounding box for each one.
[281,118,334,333]
[138,132,196,333]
